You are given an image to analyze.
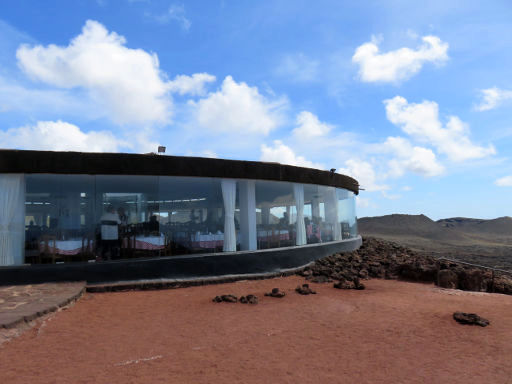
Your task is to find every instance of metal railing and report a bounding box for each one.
[437,256,512,293]
[438,256,512,274]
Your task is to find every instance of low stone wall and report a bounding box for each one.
[297,237,512,295]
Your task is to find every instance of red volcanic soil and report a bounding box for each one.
[1,276,512,384]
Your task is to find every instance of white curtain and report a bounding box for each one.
[293,184,307,246]
[0,174,26,266]
[221,179,237,252]
[326,187,341,241]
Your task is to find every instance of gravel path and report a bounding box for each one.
[0,282,85,330]
[1,276,511,384]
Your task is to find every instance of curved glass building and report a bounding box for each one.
[0,150,361,284]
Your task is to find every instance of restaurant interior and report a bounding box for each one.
[22,174,357,264]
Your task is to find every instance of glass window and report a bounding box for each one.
[338,189,357,238]
[25,174,95,263]
[303,184,341,243]
[304,184,323,243]
[95,175,160,260]
[23,173,358,264]
[158,176,238,255]
[255,180,296,249]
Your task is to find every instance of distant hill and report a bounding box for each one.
[437,216,512,236]
[357,214,512,268]
[357,214,468,243]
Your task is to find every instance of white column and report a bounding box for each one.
[312,196,320,220]
[293,184,307,246]
[239,180,257,251]
[0,174,26,266]
[221,179,237,252]
[325,187,341,241]
[286,206,292,224]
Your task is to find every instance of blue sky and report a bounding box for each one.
[0,0,511,220]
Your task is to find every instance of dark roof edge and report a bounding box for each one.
[0,149,359,194]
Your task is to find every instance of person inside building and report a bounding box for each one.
[99,205,121,261]
[148,214,159,233]
[279,211,289,229]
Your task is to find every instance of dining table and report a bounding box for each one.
[126,234,166,250]
[190,233,225,249]
[39,239,92,255]
[257,229,290,241]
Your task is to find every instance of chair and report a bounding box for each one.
[24,235,41,264]
[268,229,281,248]
[121,232,135,259]
[40,235,60,264]
[164,234,173,256]
[288,230,296,247]
[80,234,95,262]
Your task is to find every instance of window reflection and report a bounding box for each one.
[302,185,342,243]
[158,176,238,255]
[96,175,160,260]
[25,174,95,264]
[255,180,296,249]
[338,190,357,239]
[22,174,357,264]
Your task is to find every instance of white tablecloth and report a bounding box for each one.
[134,235,165,250]
[39,239,91,255]
[257,230,289,241]
[191,233,224,249]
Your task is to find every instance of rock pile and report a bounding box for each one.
[453,311,490,327]
[298,237,437,284]
[212,294,238,303]
[492,275,512,295]
[298,237,512,295]
[295,284,316,295]
[333,277,365,290]
[212,294,259,304]
[264,288,286,298]
[437,260,512,294]
[239,294,258,304]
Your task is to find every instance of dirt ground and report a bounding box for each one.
[1,276,511,384]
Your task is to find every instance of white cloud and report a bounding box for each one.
[132,128,161,153]
[201,150,218,158]
[402,186,412,191]
[381,191,401,200]
[475,87,512,111]
[495,175,512,187]
[338,159,388,192]
[406,29,419,40]
[0,121,126,152]
[168,73,216,96]
[293,111,333,138]
[274,53,319,83]
[150,4,191,31]
[384,96,495,162]
[0,75,99,117]
[383,136,444,177]
[356,196,371,208]
[16,20,172,126]
[352,35,449,83]
[260,140,322,169]
[192,76,287,135]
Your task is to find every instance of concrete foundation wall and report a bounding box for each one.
[0,236,362,285]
